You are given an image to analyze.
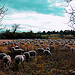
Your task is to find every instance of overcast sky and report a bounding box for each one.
[1,0,74,32]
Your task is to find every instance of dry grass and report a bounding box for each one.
[0,39,75,75]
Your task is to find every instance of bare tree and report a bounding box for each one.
[65,0,75,30]
[65,0,72,6]
[65,0,72,2]
[0,3,8,30]
[12,24,20,34]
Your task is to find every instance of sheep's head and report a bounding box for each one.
[23,55,26,60]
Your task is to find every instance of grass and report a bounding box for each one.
[0,39,75,75]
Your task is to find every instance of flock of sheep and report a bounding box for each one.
[0,39,52,67]
[0,39,75,67]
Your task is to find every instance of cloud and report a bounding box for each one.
[2,11,71,32]
[1,0,64,16]
[0,0,72,32]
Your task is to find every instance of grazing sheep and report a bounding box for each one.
[23,52,30,62]
[41,44,45,47]
[70,47,75,53]
[0,53,7,59]
[61,43,65,47]
[15,46,19,49]
[11,47,24,55]
[34,44,39,47]
[29,50,37,59]
[65,45,71,50]
[20,42,24,45]
[74,42,75,45]
[13,49,24,55]
[9,41,14,45]
[3,42,8,46]
[3,55,11,67]
[27,42,30,45]
[38,48,45,52]
[43,50,52,56]
[15,55,25,64]
[40,41,44,44]
[50,42,53,45]
[69,42,73,45]
[69,69,75,75]
[55,41,59,45]
[8,41,11,44]
[46,47,50,51]
[11,47,15,52]
[14,41,18,46]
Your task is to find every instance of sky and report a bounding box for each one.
[0,0,74,32]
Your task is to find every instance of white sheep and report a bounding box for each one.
[15,55,25,64]
[65,45,71,51]
[38,48,45,52]
[15,46,19,49]
[11,47,15,53]
[46,47,50,51]
[40,41,44,44]
[29,50,37,59]
[23,52,30,62]
[34,44,39,47]
[3,55,11,67]
[70,47,75,53]
[43,50,52,56]
[0,53,7,59]
[14,49,24,54]
[3,42,8,46]
[11,47,24,55]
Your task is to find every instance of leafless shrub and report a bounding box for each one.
[0,3,8,30]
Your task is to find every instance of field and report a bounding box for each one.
[0,40,14,45]
[0,39,75,75]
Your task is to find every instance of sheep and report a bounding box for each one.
[69,42,73,45]
[23,52,30,62]
[0,53,7,59]
[20,42,24,45]
[50,42,53,45]
[55,41,59,45]
[3,42,8,46]
[8,41,11,44]
[15,46,19,49]
[41,44,45,47]
[65,45,71,51]
[29,50,37,59]
[74,41,75,45]
[46,47,50,51]
[8,41,13,45]
[38,48,45,52]
[43,50,52,56]
[11,47,15,52]
[11,47,24,55]
[13,49,24,55]
[40,41,44,44]
[14,42,18,46]
[61,43,65,47]
[69,70,75,74]
[15,55,25,64]
[27,42,30,45]
[70,47,75,53]
[10,41,14,45]
[34,44,39,47]
[3,55,11,67]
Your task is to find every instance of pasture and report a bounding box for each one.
[0,39,75,75]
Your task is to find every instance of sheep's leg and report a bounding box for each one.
[35,53,37,59]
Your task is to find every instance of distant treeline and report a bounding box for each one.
[0,30,75,39]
